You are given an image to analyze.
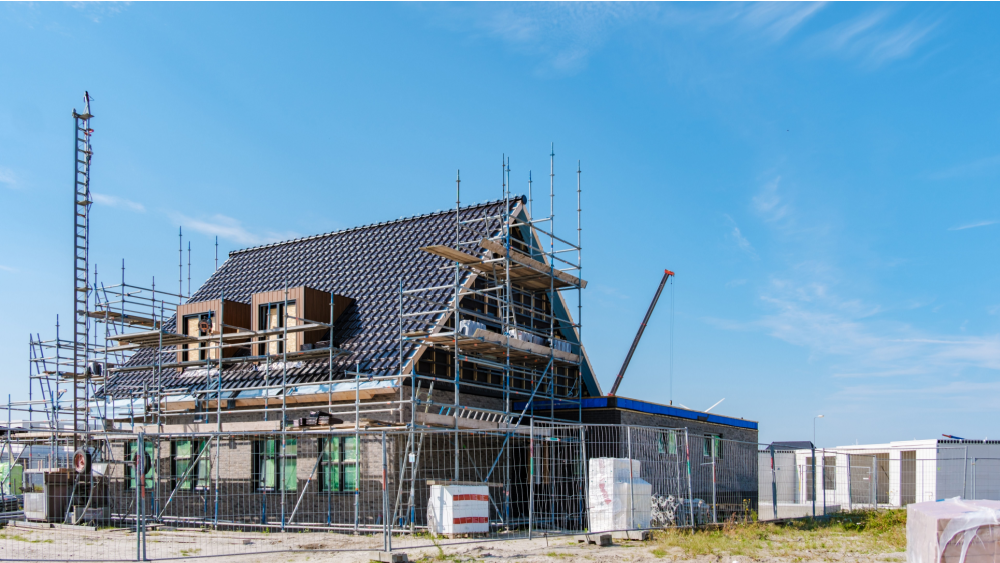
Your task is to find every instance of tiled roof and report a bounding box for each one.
[104,198,518,396]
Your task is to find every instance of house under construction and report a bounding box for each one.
[0,95,759,555]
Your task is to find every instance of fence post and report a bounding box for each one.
[627,426,634,530]
[769,445,777,521]
[822,449,827,517]
[382,430,390,553]
[811,446,816,518]
[973,458,977,500]
[528,418,534,540]
[684,430,694,527]
[580,426,588,533]
[136,434,142,562]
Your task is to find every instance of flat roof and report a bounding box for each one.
[514,396,758,430]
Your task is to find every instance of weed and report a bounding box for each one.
[651,548,668,558]
[0,533,53,544]
[179,548,202,557]
[653,509,907,559]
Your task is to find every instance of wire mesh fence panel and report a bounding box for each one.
[683,434,758,524]
[1,425,793,560]
[1,435,142,562]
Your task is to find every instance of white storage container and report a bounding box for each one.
[427,484,490,535]
[588,458,652,532]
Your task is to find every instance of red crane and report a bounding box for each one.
[608,269,674,396]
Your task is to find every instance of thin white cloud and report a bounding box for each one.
[724,214,757,259]
[732,226,756,257]
[92,192,145,213]
[69,2,129,23]
[172,212,298,247]
[815,10,939,68]
[0,167,16,188]
[436,3,646,76]
[931,154,1000,180]
[752,177,790,223]
[0,265,17,273]
[739,2,825,42]
[949,220,998,231]
[867,20,937,66]
[750,277,1000,378]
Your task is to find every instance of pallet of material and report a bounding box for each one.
[423,328,580,364]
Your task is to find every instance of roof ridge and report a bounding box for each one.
[230,196,524,257]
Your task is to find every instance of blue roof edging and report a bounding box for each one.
[513,396,758,430]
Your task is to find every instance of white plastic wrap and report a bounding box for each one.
[459,320,487,337]
[588,458,652,532]
[908,498,1000,563]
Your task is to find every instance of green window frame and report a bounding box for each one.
[172,440,210,491]
[253,438,297,491]
[703,434,723,459]
[320,436,358,492]
[125,441,157,490]
[656,431,678,455]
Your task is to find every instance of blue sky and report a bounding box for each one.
[2,2,998,446]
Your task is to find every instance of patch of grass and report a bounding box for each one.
[650,547,668,558]
[179,548,202,557]
[653,509,907,559]
[0,533,54,544]
[545,552,572,558]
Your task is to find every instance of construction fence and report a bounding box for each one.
[0,424,761,561]
[758,444,1000,520]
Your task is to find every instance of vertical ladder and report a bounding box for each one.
[72,93,94,453]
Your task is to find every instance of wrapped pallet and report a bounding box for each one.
[908,499,1000,563]
[588,458,652,532]
[427,484,490,536]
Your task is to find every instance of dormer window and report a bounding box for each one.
[257,300,297,356]
[250,287,353,357]
[182,311,214,361]
[174,299,252,365]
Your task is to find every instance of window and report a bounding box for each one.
[656,431,678,455]
[252,438,297,491]
[258,301,298,355]
[181,312,214,362]
[125,441,157,490]
[320,436,358,492]
[824,456,836,490]
[703,434,723,459]
[172,440,210,491]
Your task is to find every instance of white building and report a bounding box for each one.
[760,439,1000,515]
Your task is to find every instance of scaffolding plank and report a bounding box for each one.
[423,328,580,364]
[479,238,587,289]
[419,245,483,265]
[87,309,161,329]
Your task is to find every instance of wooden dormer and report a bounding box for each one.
[175,299,252,364]
[250,286,353,356]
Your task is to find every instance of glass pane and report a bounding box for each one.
[284,439,297,457]
[265,439,276,456]
[326,462,340,492]
[283,458,297,491]
[325,438,340,461]
[344,436,358,462]
[656,434,665,454]
[145,442,156,490]
[668,432,678,455]
[125,443,136,489]
[177,460,191,490]
[176,440,192,459]
[344,464,357,491]
[264,458,275,489]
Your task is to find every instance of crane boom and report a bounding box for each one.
[608,269,674,396]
